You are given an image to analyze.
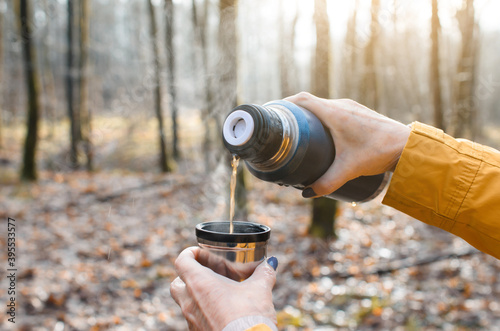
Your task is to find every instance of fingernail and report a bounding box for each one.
[302,188,316,198]
[267,256,278,271]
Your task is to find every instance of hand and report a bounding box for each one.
[285,92,411,198]
[170,247,278,330]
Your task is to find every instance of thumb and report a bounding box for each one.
[246,256,278,291]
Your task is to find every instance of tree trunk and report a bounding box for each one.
[219,0,247,220]
[4,0,20,122]
[19,0,41,181]
[361,0,380,110]
[278,0,288,97]
[79,0,92,171]
[165,0,179,160]
[311,197,337,239]
[148,0,170,173]
[41,0,57,140]
[309,0,337,240]
[311,0,330,97]
[452,0,477,139]
[430,0,444,130]
[67,0,78,168]
[217,0,238,122]
[0,1,4,149]
[191,0,213,171]
[343,1,359,100]
[278,0,298,98]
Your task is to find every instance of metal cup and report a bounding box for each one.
[195,221,271,281]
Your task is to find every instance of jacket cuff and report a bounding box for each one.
[222,316,278,331]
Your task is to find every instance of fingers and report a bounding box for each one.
[195,246,212,267]
[285,93,380,198]
[170,276,187,306]
[284,92,332,120]
[284,93,356,197]
[303,157,356,197]
[175,246,214,283]
[245,257,278,292]
[170,277,198,329]
[284,91,319,106]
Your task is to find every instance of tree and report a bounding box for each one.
[40,0,58,139]
[430,0,444,130]
[0,0,4,148]
[311,0,330,97]
[452,0,478,139]
[19,0,42,181]
[278,0,298,97]
[79,0,92,170]
[219,0,247,220]
[217,0,238,124]
[191,0,214,172]
[165,0,179,160]
[361,0,380,110]
[148,0,170,173]
[343,1,359,100]
[309,0,337,239]
[66,0,78,167]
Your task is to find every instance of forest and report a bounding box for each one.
[1,0,500,330]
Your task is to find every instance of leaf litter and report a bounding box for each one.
[1,169,500,330]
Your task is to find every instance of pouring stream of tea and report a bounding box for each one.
[229,155,240,234]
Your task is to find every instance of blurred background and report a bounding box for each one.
[1,0,500,330]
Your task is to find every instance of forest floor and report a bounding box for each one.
[1,118,500,330]
[1,166,500,331]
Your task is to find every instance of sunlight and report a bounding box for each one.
[477,0,500,31]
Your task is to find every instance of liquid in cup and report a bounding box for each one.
[195,221,271,281]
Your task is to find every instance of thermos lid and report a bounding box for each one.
[223,110,255,146]
[196,221,271,243]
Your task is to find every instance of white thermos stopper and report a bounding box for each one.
[222,110,255,146]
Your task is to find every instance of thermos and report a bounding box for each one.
[222,100,389,202]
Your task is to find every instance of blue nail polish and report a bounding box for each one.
[302,188,316,198]
[267,256,278,271]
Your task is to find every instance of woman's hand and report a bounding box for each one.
[285,92,411,198]
[170,247,278,330]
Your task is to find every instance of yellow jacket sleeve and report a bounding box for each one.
[245,324,274,331]
[222,316,277,331]
[382,122,500,260]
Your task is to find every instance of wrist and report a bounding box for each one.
[388,122,412,172]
